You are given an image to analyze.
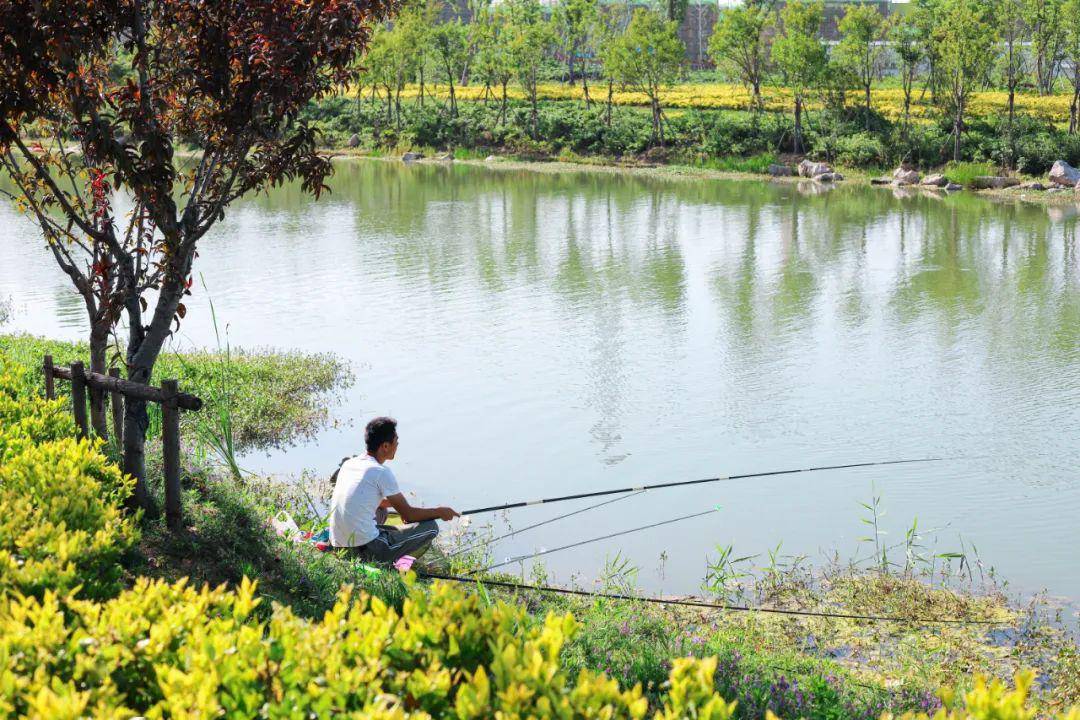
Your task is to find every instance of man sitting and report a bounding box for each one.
[330,416,459,564]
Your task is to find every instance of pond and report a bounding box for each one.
[2,159,1078,603]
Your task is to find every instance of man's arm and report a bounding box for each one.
[384,493,459,523]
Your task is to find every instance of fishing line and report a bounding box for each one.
[419,572,1007,626]
[461,457,944,516]
[449,489,648,558]
[467,506,721,575]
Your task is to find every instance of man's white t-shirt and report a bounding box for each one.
[329,454,400,547]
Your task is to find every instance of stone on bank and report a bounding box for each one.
[1048,160,1080,187]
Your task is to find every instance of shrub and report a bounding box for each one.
[1,576,1076,719]
[833,131,887,168]
[0,358,138,600]
[0,577,724,718]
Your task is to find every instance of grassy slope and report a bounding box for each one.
[0,334,353,450]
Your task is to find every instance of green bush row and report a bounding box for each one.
[304,96,1080,174]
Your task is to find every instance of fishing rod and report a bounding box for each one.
[449,490,648,558]
[467,506,721,575]
[461,457,943,516]
[419,572,1007,626]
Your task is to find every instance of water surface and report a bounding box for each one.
[3,160,1078,601]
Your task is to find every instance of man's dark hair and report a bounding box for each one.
[365,416,398,453]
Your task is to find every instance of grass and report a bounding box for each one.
[943,161,1003,187]
[0,333,353,451]
[444,501,1079,717]
[693,152,780,174]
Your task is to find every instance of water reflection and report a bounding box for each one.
[3,160,1079,600]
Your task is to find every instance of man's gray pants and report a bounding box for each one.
[348,520,439,564]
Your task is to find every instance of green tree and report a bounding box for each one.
[595,8,624,126]
[507,0,556,139]
[1064,0,1080,131]
[605,9,685,145]
[933,0,997,161]
[365,24,416,128]
[400,0,439,108]
[997,0,1029,166]
[835,3,888,130]
[553,0,600,87]
[707,2,774,111]
[1024,0,1066,94]
[911,0,944,101]
[889,11,925,142]
[431,20,470,116]
[772,0,827,154]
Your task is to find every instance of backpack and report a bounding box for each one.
[329,455,356,486]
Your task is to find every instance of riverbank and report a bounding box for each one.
[328,146,1080,210]
[303,92,1080,208]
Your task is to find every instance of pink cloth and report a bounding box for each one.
[394,555,416,572]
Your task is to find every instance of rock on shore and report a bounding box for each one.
[798,159,831,178]
[1048,160,1080,187]
[892,167,921,186]
[971,176,1019,189]
[921,173,948,187]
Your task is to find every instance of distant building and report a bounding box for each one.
[684,0,900,68]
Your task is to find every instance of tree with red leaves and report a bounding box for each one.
[1,0,394,510]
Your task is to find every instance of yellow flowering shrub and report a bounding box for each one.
[0,357,137,600]
[0,576,724,719]
[375,82,1078,125]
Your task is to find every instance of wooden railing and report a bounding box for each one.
[43,355,203,530]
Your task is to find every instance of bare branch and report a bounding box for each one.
[50,123,90,218]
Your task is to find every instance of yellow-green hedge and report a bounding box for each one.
[3,576,1076,720]
[0,358,138,600]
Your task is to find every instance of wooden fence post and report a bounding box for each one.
[161,379,182,531]
[70,362,89,439]
[43,355,55,400]
[109,368,124,447]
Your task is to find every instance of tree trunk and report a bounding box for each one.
[953,105,962,162]
[606,80,613,127]
[902,89,911,143]
[651,95,662,146]
[793,95,803,155]
[419,66,426,107]
[448,75,457,116]
[1007,86,1016,169]
[864,82,871,131]
[501,80,509,123]
[122,247,192,513]
[88,322,110,439]
[1071,87,1079,134]
[583,73,591,108]
[531,83,539,139]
